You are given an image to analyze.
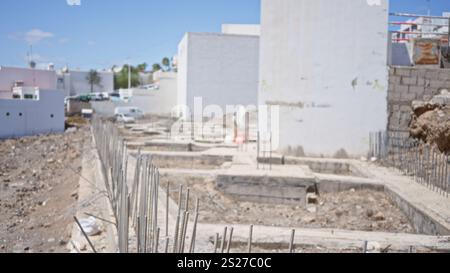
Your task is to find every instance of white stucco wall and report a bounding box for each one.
[177,32,259,118]
[259,0,389,157]
[177,34,189,115]
[105,73,178,116]
[0,66,57,92]
[222,24,261,36]
[0,89,65,139]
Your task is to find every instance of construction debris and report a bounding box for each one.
[410,90,450,154]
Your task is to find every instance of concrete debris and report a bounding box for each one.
[365,241,381,253]
[78,217,101,236]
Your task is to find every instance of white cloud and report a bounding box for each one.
[67,0,81,6]
[59,38,70,44]
[24,29,54,44]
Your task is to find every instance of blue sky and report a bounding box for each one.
[0,0,448,70]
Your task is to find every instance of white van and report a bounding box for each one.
[114,107,144,119]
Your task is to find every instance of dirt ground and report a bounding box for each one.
[160,174,415,234]
[0,127,88,253]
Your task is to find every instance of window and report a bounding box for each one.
[50,114,54,118]
[19,113,23,117]
[6,112,10,117]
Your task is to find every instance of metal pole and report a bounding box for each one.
[164,238,170,253]
[447,16,450,47]
[154,227,160,253]
[185,188,190,212]
[189,198,200,253]
[289,229,295,253]
[248,225,253,253]
[128,62,131,89]
[269,132,272,171]
[363,241,368,253]
[177,211,186,253]
[74,216,97,253]
[257,132,260,170]
[226,227,234,254]
[166,182,169,237]
[182,212,190,253]
[213,233,219,253]
[221,227,228,254]
[173,185,183,253]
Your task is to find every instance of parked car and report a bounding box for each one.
[109,93,120,102]
[114,107,144,119]
[142,84,159,90]
[78,94,91,102]
[89,93,104,101]
[115,113,136,123]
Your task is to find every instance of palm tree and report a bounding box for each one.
[152,63,162,72]
[86,70,102,93]
[137,63,148,72]
[162,57,170,71]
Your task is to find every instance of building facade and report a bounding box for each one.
[177,32,259,118]
[0,89,65,139]
[259,0,390,157]
[0,66,57,99]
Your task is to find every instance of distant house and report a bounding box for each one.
[57,69,114,97]
[0,88,65,139]
[0,66,57,99]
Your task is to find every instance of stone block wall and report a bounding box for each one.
[387,67,450,134]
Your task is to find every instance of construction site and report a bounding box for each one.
[0,0,450,255]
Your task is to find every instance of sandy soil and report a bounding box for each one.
[160,174,415,234]
[0,127,88,253]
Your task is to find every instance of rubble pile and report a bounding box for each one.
[410,89,450,154]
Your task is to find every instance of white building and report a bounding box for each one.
[0,66,57,99]
[392,12,450,43]
[0,88,65,139]
[259,0,389,157]
[57,69,114,97]
[389,12,449,67]
[221,24,260,36]
[177,31,259,119]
